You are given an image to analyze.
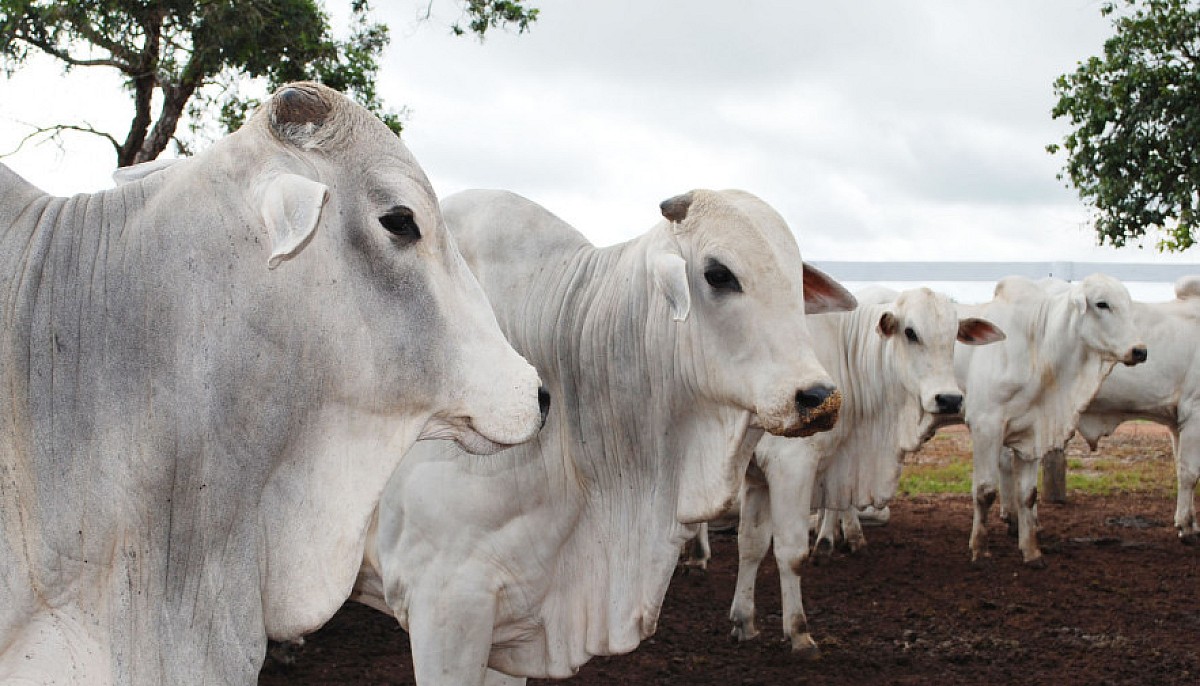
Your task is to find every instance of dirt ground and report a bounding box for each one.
[260,424,1200,686]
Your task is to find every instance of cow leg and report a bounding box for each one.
[840,509,867,553]
[766,464,819,658]
[730,477,771,642]
[969,427,1003,563]
[681,523,711,571]
[408,585,497,686]
[813,508,840,562]
[1173,425,1200,544]
[998,447,1020,537]
[484,669,526,686]
[1015,455,1045,567]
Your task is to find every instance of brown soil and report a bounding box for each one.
[260,424,1200,686]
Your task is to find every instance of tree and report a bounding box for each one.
[0,0,538,167]
[1049,0,1200,251]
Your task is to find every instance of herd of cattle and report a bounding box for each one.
[0,82,1195,685]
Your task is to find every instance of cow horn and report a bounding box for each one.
[269,83,330,139]
[660,192,694,223]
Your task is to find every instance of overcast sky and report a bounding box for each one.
[2,0,1196,300]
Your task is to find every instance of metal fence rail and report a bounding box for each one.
[810,261,1200,284]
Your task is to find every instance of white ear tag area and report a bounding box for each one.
[651,252,691,321]
[260,173,330,269]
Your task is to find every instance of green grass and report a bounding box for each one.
[898,460,972,495]
[898,455,1177,497]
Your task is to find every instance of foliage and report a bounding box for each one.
[1049,0,1200,251]
[0,0,539,166]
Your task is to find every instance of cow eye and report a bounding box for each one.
[1095,301,1110,311]
[704,260,742,293]
[380,206,422,244]
[904,326,920,343]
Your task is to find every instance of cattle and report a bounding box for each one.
[696,288,1003,656]
[956,274,1146,567]
[0,83,546,685]
[1049,276,1200,543]
[353,188,857,685]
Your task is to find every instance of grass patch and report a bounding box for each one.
[899,460,972,495]
[1065,457,1175,495]
[899,454,1177,496]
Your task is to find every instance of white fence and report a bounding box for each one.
[809,261,1200,302]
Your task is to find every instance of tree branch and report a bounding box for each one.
[0,121,122,159]
[16,33,132,71]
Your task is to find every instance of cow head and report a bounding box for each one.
[651,189,855,440]
[1070,274,1147,368]
[875,288,1004,418]
[249,83,546,454]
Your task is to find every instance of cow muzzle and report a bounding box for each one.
[933,392,963,415]
[1123,345,1148,367]
[785,383,841,437]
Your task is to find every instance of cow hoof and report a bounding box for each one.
[730,624,759,643]
[1179,531,1200,546]
[790,633,821,660]
[1024,555,1047,570]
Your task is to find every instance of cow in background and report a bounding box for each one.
[687,288,1002,656]
[957,275,1146,567]
[1045,276,1200,543]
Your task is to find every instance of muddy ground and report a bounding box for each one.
[260,425,1200,685]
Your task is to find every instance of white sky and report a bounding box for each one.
[1,0,1197,301]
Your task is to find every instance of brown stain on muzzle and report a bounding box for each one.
[781,390,843,438]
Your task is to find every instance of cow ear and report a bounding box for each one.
[1070,286,1088,315]
[958,317,1005,345]
[651,252,691,321]
[803,263,857,314]
[878,311,898,337]
[259,173,329,269]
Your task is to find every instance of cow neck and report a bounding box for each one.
[506,232,750,664]
[1008,292,1117,458]
[809,306,925,508]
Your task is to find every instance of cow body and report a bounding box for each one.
[355,189,855,685]
[715,289,1001,655]
[956,275,1145,566]
[1070,277,1200,542]
[0,84,544,685]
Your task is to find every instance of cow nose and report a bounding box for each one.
[796,384,836,411]
[537,385,552,427]
[934,392,963,415]
[1129,345,1148,365]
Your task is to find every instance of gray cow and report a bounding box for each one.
[0,83,545,685]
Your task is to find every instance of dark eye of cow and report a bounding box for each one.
[904,326,920,343]
[1095,301,1110,311]
[704,259,742,293]
[379,205,422,245]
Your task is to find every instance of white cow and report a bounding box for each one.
[0,83,546,685]
[354,188,856,686]
[715,288,1002,656]
[957,274,1147,567]
[1060,276,1200,543]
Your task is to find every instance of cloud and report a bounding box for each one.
[2,0,1196,304]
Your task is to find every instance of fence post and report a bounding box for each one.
[1041,448,1068,504]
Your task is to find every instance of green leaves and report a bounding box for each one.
[1050,0,1200,251]
[0,0,540,164]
